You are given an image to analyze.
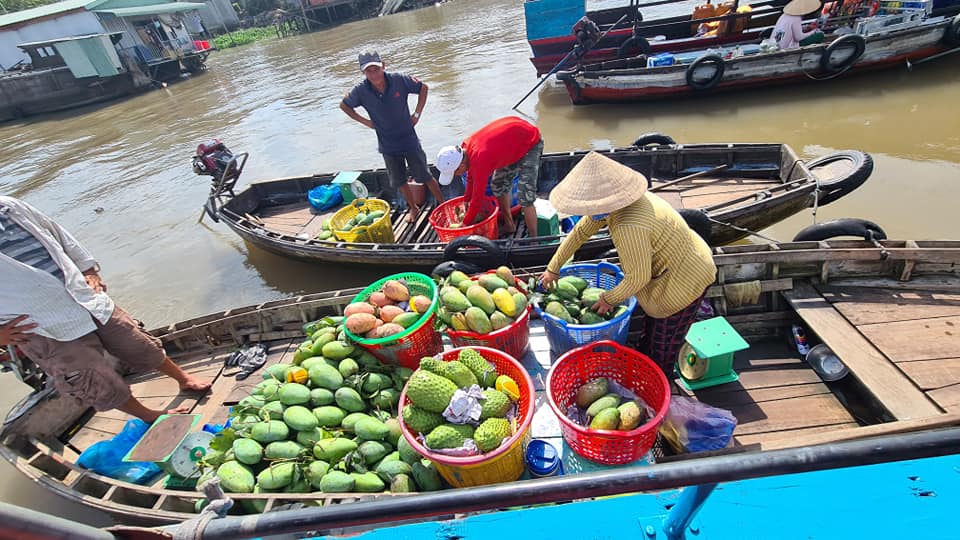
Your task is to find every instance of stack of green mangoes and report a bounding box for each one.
[201,317,445,511]
[571,377,648,431]
[344,279,433,341]
[539,275,630,325]
[402,348,521,455]
[314,208,387,242]
[435,266,530,334]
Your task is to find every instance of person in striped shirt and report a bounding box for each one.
[540,152,717,375]
[0,196,211,423]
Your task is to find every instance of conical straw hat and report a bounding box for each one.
[783,0,821,16]
[549,151,648,216]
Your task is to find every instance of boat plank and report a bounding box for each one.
[722,393,856,436]
[69,426,116,450]
[821,286,960,325]
[757,413,960,451]
[781,281,942,420]
[927,383,960,413]
[680,187,769,209]
[857,316,960,363]
[653,190,682,209]
[734,422,860,448]
[895,357,960,391]
[128,364,222,399]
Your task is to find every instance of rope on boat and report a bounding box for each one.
[173,478,233,540]
[706,216,780,243]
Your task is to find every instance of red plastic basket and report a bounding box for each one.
[546,340,671,465]
[429,196,499,242]
[446,273,532,359]
[398,346,535,487]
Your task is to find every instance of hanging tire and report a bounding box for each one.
[686,54,724,91]
[617,34,651,59]
[805,150,873,206]
[819,34,865,73]
[792,218,887,242]
[431,259,483,279]
[442,234,506,265]
[678,208,712,244]
[944,14,960,47]
[633,132,676,147]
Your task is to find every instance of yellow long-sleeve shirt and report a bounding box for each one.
[546,192,717,319]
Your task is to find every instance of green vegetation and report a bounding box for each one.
[213,26,279,50]
[3,0,57,13]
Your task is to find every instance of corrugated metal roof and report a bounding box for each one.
[0,0,93,29]
[93,2,206,16]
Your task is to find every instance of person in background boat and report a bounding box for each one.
[772,0,825,49]
[435,116,544,237]
[0,196,211,423]
[340,50,444,224]
[539,152,716,376]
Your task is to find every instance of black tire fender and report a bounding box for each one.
[633,132,676,147]
[431,260,483,279]
[792,218,887,242]
[442,234,506,265]
[678,208,712,244]
[944,14,960,47]
[805,150,874,206]
[686,54,725,91]
[617,34,651,59]
[820,34,866,73]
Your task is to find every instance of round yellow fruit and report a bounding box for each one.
[495,375,520,402]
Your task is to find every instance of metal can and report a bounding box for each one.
[526,440,563,478]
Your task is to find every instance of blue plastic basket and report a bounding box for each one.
[533,262,638,354]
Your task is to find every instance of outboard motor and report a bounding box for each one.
[192,139,248,223]
[572,16,601,59]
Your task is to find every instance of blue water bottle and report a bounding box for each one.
[526,440,564,478]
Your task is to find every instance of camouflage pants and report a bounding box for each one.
[490,140,543,207]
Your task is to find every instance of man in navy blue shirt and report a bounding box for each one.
[340,51,444,223]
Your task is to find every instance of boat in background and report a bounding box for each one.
[200,140,873,268]
[555,3,960,104]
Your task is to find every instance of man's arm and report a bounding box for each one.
[12,198,99,274]
[340,100,374,130]
[411,82,428,126]
[461,161,494,226]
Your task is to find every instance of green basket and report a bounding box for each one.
[343,272,441,368]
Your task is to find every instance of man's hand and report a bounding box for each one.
[591,295,614,316]
[540,269,559,290]
[83,269,107,293]
[411,113,420,126]
[0,316,38,347]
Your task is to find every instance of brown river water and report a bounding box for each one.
[1,0,959,526]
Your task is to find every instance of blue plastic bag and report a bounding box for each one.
[308,184,343,211]
[659,396,738,454]
[77,419,163,485]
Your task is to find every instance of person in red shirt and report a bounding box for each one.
[436,117,544,236]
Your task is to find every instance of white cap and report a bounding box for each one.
[435,145,464,186]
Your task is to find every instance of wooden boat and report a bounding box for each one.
[3,239,960,525]
[524,0,960,76]
[203,142,874,267]
[556,10,960,104]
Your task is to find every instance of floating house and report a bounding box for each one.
[0,0,237,122]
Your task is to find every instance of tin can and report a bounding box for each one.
[526,440,563,477]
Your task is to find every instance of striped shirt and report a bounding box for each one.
[0,211,64,281]
[547,192,717,319]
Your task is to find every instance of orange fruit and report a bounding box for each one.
[286,366,309,385]
[496,375,521,402]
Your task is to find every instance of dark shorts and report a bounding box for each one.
[491,140,543,207]
[382,143,434,188]
[19,307,168,411]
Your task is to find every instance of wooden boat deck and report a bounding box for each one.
[253,175,786,243]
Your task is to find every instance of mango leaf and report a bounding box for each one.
[209,428,236,452]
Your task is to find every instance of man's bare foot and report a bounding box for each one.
[141,404,192,423]
[404,208,419,224]
[179,375,212,393]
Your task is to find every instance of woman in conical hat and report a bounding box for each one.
[772,0,824,50]
[540,152,717,374]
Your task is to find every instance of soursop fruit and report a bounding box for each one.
[456,349,498,388]
[474,418,512,453]
[419,357,478,388]
[425,425,466,450]
[405,370,458,413]
[479,389,511,421]
[401,404,445,434]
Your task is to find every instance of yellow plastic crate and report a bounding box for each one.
[330,198,395,243]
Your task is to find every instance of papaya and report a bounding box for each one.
[489,311,512,331]
[512,292,528,314]
[450,313,468,331]
[441,289,471,313]
[545,301,575,324]
[579,308,605,325]
[464,306,493,334]
[466,285,497,315]
[495,266,515,286]
[447,270,470,287]
[555,280,580,301]
[492,288,517,317]
[559,275,589,293]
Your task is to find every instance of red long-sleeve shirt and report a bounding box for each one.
[460,117,541,225]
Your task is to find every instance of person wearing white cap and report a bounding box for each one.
[340,50,443,223]
[772,0,824,49]
[435,116,544,236]
[539,152,716,375]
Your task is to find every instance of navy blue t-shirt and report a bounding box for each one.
[342,72,423,155]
